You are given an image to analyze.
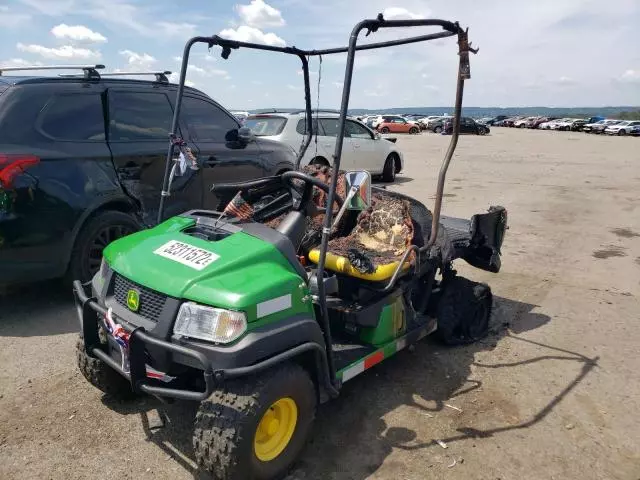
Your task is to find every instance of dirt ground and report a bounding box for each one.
[1,128,640,480]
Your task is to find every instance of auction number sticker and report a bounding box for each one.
[153,240,219,270]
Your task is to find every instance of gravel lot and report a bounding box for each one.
[1,128,639,480]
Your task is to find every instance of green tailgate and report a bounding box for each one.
[103,217,312,325]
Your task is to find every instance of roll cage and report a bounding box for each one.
[159,13,477,389]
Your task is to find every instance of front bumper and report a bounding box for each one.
[74,280,332,401]
[74,280,215,401]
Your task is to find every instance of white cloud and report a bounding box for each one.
[51,24,107,43]
[382,7,426,20]
[17,43,101,60]
[0,57,44,68]
[0,5,31,26]
[188,65,229,77]
[219,25,286,47]
[156,21,197,39]
[168,72,195,87]
[119,50,156,69]
[286,84,301,91]
[620,69,640,83]
[236,0,285,28]
[20,0,75,16]
[555,76,577,85]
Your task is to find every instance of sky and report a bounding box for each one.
[1,0,639,110]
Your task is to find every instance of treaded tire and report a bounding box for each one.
[67,211,139,284]
[194,363,316,480]
[382,154,397,182]
[76,335,135,399]
[436,276,492,346]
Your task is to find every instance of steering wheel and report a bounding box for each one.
[210,170,343,220]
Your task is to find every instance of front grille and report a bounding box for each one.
[113,274,167,322]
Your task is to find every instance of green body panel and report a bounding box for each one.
[103,217,313,326]
[358,295,407,346]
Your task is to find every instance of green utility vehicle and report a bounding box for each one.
[74,15,506,480]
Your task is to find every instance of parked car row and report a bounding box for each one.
[485,115,640,136]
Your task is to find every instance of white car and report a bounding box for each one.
[513,116,536,128]
[583,119,620,133]
[538,118,564,130]
[245,111,404,181]
[604,120,640,136]
[552,118,581,131]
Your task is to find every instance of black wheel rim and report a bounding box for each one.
[86,224,135,275]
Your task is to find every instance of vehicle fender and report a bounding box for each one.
[64,193,141,267]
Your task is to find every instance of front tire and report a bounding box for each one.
[76,335,135,399]
[436,277,492,346]
[409,126,419,134]
[382,154,397,182]
[380,127,390,134]
[194,363,316,480]
[434,126,442,134]
[619,129,627,136]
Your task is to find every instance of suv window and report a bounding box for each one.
[181,96,238,141]
[295,118,322,135]
[39,93,105,141]
[319,118,341,137]
[345,120,372,139]
[109,91,173,141]
[245,116,288,136]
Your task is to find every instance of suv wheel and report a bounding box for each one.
[68,211,139,283]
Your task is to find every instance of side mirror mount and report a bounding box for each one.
[331,170,372,229]
[225,127,254,147]
[238,126,254,144]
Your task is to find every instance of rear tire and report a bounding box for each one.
[436,277,492,346]
[382,154,397,182]
[381,127,390,134]
[67,211,139,284]
[194,363,316,480]
[409,127,419,134]
[76,335,135,399]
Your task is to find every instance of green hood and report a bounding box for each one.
[103,216,310,323]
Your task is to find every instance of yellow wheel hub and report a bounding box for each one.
[254,397,298,462]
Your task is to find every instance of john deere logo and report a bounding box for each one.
[126,289,140,312]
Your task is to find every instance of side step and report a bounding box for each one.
[337,318,437,383]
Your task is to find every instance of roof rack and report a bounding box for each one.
[0,64,104,79]
[99,71,172,82]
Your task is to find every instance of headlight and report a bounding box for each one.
[174,302,247,344]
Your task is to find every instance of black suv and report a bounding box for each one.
[0,68,295,285]
[443,117,490,135]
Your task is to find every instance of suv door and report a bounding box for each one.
[318,118,356,169]
[180,95,264,210]
[344,119,378,171]
[107,89,202,224]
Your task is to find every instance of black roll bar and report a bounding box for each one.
[160,14,476,389]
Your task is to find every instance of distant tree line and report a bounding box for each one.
[615,110,640,120]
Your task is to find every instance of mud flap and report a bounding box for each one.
[464,206,507,273]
